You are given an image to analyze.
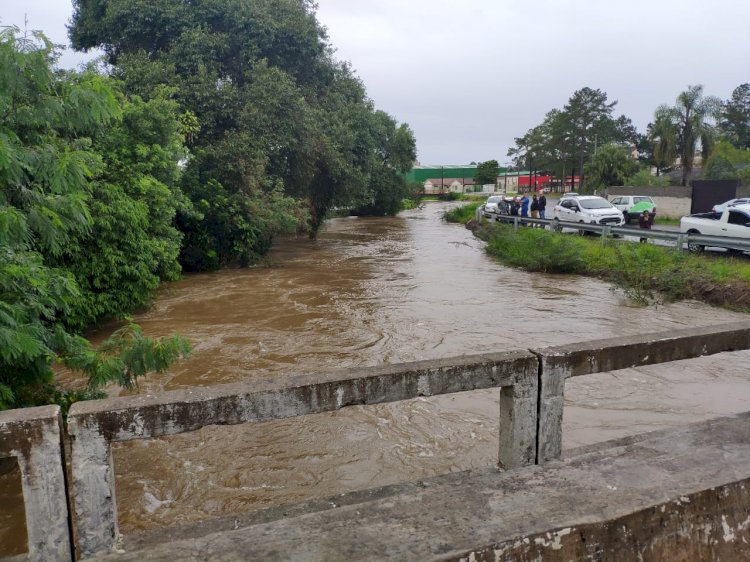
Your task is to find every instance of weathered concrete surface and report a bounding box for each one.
[95,412,750,562]
[67,351,537,558]
[0,405,70,561]
[532,321,750,462]
[67,351,535,442]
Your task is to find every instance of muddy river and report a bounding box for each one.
[3,202,749,554]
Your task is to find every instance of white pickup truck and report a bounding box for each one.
[679,203,750,252]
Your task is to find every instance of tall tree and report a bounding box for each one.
[474,160,499,186]
[55,88,190,329]
[655,85,721,186]
[647,114,678,176]
[0,28,188,410]
[70,0,416,269]
[507,88,636,191]
[720,83,750,149]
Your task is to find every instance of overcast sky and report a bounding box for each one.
[5,0,750,165]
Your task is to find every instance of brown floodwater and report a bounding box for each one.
[3,202,750,553]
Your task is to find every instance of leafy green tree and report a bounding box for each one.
[584,144,638,189]
[352,112,416,216]
[624,168,670,187]
[720,83,750,149]
[647,114,678,176]
[474,160,499,187]
[655,85,721,185]
[0,28,188,410]
[508,88,637,191]
[702,140,750,182]
[703,154,736,180]
[56,88,190,329]
[70,0,415,267]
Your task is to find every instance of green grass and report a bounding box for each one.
[443,202,481,223]
[478,223,750,310]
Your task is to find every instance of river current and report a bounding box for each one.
[2,202,749,552]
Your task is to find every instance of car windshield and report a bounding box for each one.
[634,197,652,203]
[487,197,501,203]
[579,199,613,209]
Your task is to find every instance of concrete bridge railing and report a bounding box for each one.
[0,405,71,561]
[66,350,539,558]
[3,321,750,559]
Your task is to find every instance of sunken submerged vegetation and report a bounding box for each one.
[1,0,416,411]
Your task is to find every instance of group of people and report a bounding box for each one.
[506,193,547,219]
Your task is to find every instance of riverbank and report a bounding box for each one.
[465,219,750,310]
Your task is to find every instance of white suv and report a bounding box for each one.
[609,195,655,223]
[553,196,624,226]
[482,195,504,217]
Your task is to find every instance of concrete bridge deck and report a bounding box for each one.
[98,412,750,561]
[3,322,750,560]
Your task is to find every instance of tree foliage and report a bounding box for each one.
[720,83,750,150]
[702,140,750,182]
[507,88,636,191]
[585,144,639,189]
[0,28,188,410]
[474,160,499,187]
[647,114,678,176]
[70,0,417,268]
[655,85,721,185]
[56,88,190,329]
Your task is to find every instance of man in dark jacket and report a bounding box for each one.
[538,193,547,219]
[638,210,655,242]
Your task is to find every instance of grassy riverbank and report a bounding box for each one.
[475,223,750,309]
[444,202,482,223]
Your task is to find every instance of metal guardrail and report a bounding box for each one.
[475,207,750,253]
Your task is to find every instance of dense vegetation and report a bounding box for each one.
[477,224,750,309]
[506,83,750,190]
[0,29,189,410]
[1,1,417,410]
[71,0,417,270]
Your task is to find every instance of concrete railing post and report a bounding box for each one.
[0,405,71,561]
[498,370,538,469]
[67,413,118,558]
[532,352,568,462]
[532,321,750,463]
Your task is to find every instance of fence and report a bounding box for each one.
[3,323,750,559]
[478,208,750,252]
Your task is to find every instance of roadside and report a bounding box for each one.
[443,201,750,311]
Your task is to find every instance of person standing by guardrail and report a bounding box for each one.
[638,209,655,243]
[538,193,547,219]
[530,194,540,221]
[520,194,530,218]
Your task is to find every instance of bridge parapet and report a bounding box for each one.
[5,321,750,559]
[67,350,539,558]
[0,405,70,561]
[93,412,750,561]
[531,321,750,462]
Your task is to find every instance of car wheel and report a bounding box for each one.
[686,230,704,253]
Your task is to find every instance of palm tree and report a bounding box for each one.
[654,85,721,185]
[647,115,677,176]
